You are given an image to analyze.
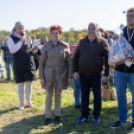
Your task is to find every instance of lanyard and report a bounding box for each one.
[127,26,134,42]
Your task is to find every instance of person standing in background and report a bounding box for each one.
[0,48,5,80]
[42,36,48,44]
[31,35,40,70]
[0,37,14,81]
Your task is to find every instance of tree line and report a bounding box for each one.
[0,27,88,45]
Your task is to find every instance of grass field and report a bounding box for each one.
[0,78,133,134]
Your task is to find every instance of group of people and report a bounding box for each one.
[3,6,134,133]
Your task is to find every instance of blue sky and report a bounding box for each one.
[0,0,134,31]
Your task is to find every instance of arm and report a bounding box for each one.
[102,40,110,77]
[73,41,81,73]
[39,45,47,79]
[1,45,8,50]
[8,36,23,53]
[66,44,73,78]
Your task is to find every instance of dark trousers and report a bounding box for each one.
[80,74,101,118]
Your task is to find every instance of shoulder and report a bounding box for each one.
[78,36,88,47]
[60,41,69,48]
[123,26,127,31]
[43,41,52,51]
[80,36,88,43]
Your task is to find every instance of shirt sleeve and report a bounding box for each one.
[73,41,81,72]
[102,40,110,77]
[8,36,23,54]
[0,45,7,50]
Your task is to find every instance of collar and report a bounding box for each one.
[51,39,62,44]
[88,36,96,42]
[12,31,21,38]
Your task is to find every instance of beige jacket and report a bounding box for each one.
[39,40,72,90]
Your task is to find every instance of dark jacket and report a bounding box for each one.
[1,44,13,63]
[115,26,134,73]
[73,36,109,76]
[10,35,37,83]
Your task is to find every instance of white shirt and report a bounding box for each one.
[8,36,38,54]
[8,36,23,54]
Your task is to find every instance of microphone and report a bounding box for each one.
[21,33,24,36]
[21,33,26,45]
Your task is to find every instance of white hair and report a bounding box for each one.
[12,21,24,32]
[88,22,99,30]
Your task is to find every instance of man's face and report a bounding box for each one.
[31,37,36,42]
[43,37,48,43]
[127,12,134,26]
[88,24,97,38]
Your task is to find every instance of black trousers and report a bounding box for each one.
[80,74,101,118]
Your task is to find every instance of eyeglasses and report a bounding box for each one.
[126,15,134,19]
[51,32,59,35]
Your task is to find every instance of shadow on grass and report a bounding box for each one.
[0,80,15,83]
[0,102,133,134]
[0,107,18,116]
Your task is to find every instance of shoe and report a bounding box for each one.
[4,78,11,81]
[75,105,81,108]
[26,102,35,108]
[44,118,51,126]
[19,103,24,110]
[1,76,5,80]
[129,123,134,133]
[94,116,100,124]
[76,115,88,124]
[54,116,62,122]
[110,121,127,129]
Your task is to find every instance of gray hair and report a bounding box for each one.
[88,22,99,30]
[12,21,24,32]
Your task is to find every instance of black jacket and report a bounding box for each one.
[11,35,37,83]
[73,36,109,76]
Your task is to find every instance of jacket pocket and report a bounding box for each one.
[59,65,68,80]
[44,65,52,81]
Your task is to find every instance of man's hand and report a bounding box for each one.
[20,35,25,43]
[40,78,45,86]
[73,72,79,81]
[68,78,72,85]
[112,34,119,40]
[102,76,108,82]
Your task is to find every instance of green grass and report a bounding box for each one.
[0,78,133,134]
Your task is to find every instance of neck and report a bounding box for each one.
[128,25,134,29]
[88,35,96,41]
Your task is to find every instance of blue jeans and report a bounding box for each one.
[114,70,134,123]
[73,77,81,106]
[5,62,14,79]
